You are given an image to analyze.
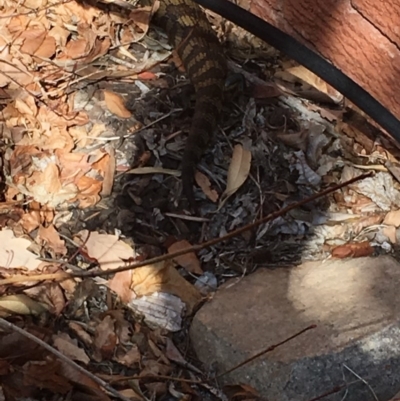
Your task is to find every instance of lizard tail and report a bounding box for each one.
[154,0,227,208]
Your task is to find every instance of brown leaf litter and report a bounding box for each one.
[2,0,400,399]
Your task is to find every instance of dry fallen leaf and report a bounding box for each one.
[108,269,135,304]
[0,294,49,317]
[68,322,93,347]
[130,260,202,313]
[103,90,132,118]
[382,225,397,244]
[168,240,203,274]
[219,144,251,209]
[76,230,135,271]
[223,383,261,401]
[195,171,218,202]
[331,241,374,258]
[278,65,343,104]
[128,292,185,332]
[20,208,42,233]
[100,146,115,196]
[127,166,180,176]
[53,332,90,365]
[46,282,67,315]
[37,224,67,256]
[93,315,117,362]
[115,345,141,367]
[0,229,42,270]
[164,337,201,373]
[383,210,400,227]
[23,359,72,394]
[75,175,102,208]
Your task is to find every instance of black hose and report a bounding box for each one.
[193,0,400,143]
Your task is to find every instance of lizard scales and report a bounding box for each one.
[152,0,227,207]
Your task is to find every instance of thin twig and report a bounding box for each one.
[0,172,373,286]
[306,380,361,401]
[343,364,378,401]
[217,324,316,378]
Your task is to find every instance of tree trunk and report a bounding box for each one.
[237,0,400,121]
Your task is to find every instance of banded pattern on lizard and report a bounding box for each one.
[152,0,227,208]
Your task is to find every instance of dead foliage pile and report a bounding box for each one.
[2,0,400,399]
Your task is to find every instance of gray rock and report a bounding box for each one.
[190,256,400,400]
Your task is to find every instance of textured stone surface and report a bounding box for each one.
[190,256,400,400]
[235,0,400,123]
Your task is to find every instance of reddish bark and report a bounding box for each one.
[238,0,400,121]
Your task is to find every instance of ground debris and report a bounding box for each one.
[1,0,400,399]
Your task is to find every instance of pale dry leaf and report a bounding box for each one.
[21,0,43,9]
[0,56,33,87]
[130,6,153,33]
[219,144,251,208]
[382,225,397,244]
[22,359,71,393]
[127,166,180,176]
[68,322,93,347]
[19,29,47,55]
[76,230,135,271]
[108,269,135,304]
[71,124,103,148]
[331,241,374,258]
[283,65,343,103]
[34,34,56,58]
[37,224,67,255]
[165,337,202,373]
[75,175,102,208]
[61,38,90,60]
[0,294,49,317]
[128,291,185,332]
[27,162,61,193]
[383,210,400,227]
[294,150,321,186]
[118,388,144,401]
[56,150,91,181]
[353,214,383,235]
[20,209,42,233]
[103,90,132,118]
[164,337,185,364]
[357,172,400,211]
[91,152,111,175]
[168,240,202,274]
[100,146,115,196]
[130,260,202,313]
[147,338,163,359]
[108,310,131,343]
[46,282,66,315]
[21,163,78,207]
[48,25,70,48]
[8,144,41,176]
[115,344,141,367]
[53,332,90,365]
[93,315,117,361]
[140,358,171,377]
[14,98,36,116]
[57,360,110,400]
[84,37,111,64]
[195,171,218,202]
[0,229,42,270]
[385,162,400,184]
[38,129,75,152]
[58,1,100,26]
